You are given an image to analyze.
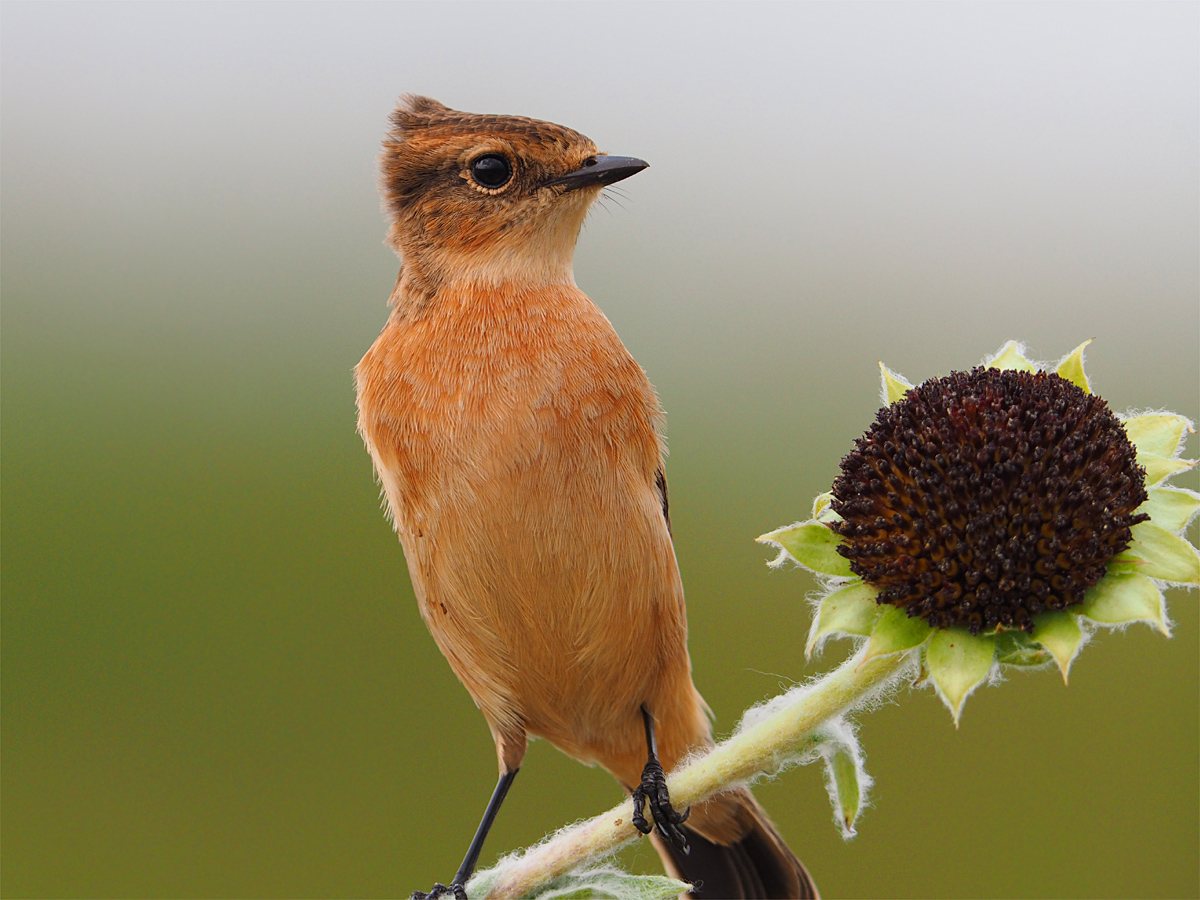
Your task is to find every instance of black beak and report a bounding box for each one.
[545,155,649,191]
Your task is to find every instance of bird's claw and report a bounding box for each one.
[630,758,690,854]
[411,883,467,900]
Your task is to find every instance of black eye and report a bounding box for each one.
[470,154,512,189]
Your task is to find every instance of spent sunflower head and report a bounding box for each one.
[760,341,1199,724]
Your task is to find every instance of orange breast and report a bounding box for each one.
[355,280,698,766]
[357,280,661,524]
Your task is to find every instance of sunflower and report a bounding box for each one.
[759,341,1199,724]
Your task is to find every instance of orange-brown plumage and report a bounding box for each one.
[356,96,814,899]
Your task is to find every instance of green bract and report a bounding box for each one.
[760,341,1198,725]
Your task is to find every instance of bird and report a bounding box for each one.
[355,95,817,900]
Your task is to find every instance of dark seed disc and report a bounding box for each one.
[830,368,1149,634]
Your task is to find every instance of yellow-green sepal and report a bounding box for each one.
[758,521,855,577]
[911,654,931,688]
[879,362,913,405]
[1137,486,1200,533]
[1032,611,1085,683]
[862,606,931,662]
[812,491,842,524]
[1123,413,1194,458]
[1054,339,1093,393]
[1104,555,1141,575]
[994,630,1052,667]
[1079,571,1169,636]
[986,340,1037,373]
[1137,452,1197,486]
[926,628,996,725]
[807,582,882,658]
[1115,522,1200,584]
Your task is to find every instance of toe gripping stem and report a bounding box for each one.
[411,885,466,900]
[630,706,690,854]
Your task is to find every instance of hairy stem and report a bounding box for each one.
[470,645,914,899]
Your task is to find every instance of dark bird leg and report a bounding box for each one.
[411,768,519,900]
[631,706,690,854]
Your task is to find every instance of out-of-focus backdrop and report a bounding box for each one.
[3,4,1197,898]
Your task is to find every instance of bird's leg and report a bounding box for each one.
[630,706,690,854]
[411,768,519,900]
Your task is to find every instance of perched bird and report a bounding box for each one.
[355,96,816,900]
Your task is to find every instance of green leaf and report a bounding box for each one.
[758,521,854,577]
[1116,522,1200,584]
[827,746,863,838]
[807,582,881,658]
[1137,452,1197,486]
[986,340,1037,373]
[1054,339,1093,393]
[994,630,1052,667]
[862,605,931,661]
[1032,611,1085,683]
[1138,486,1200,533]
[1080,572,1168,636]
[1123,413,1193,459]
[926,629,996,725]
[879,362,913,405]
[809,718,872,841]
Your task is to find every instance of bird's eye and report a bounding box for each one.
[470,154,513,189]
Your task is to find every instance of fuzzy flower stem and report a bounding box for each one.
[475,646,913,899]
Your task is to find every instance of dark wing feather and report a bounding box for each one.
[655,466,671,536]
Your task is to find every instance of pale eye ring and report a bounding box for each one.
[470,153,513,189]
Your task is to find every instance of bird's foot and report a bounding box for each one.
[631,757,690,854]
[411,883,467,900]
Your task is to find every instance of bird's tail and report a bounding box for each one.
[649,787,817,899]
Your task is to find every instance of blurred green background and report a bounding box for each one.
[3,3,1197,898]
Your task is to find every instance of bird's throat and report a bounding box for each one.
[396,188,596,293]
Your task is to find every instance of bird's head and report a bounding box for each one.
[380,96,647,291]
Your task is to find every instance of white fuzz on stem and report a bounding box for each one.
[470,645,916,899]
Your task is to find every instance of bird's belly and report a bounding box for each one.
[391,448,682,753]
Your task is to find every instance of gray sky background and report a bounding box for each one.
[5,3,1196,400]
